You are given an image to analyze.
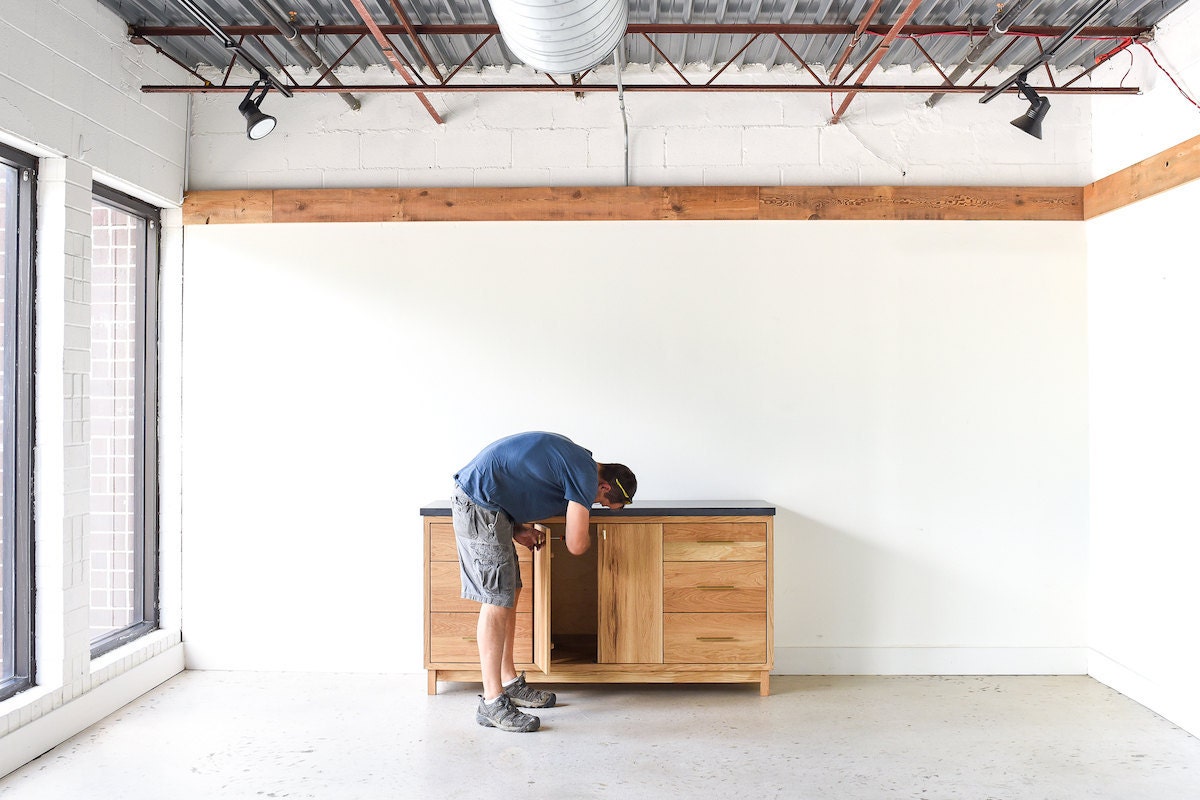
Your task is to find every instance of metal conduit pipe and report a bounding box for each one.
[250,0,362,111]
[925,0,1033,108]
[614,43,629,186]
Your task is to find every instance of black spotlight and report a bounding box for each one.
[1011,80,1051,140]
[238,79,277,141]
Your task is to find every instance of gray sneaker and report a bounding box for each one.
[504,672,557,708]
[476,694,540,732]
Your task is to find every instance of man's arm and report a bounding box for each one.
[563,500,591,555]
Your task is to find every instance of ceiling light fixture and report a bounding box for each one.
[177,0,293,141]
[238,76,278,140]
[1010,79,1051,139]
[979,0,1110,140]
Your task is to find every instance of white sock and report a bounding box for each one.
[502,675,520,689]
[484,694,504,705]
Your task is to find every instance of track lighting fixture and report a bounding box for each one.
[979,0,1110,141]
[238,78,277,140]
[178,0,293,142]
[1010,79,1051,139]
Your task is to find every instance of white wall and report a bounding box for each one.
[187,64,1092,190]
[1085,0,1200,738]
[182,219,1088,674]
[0,0,188,775]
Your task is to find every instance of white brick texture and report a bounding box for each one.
[185,64,1097,190]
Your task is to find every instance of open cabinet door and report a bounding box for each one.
[532,523,552,675]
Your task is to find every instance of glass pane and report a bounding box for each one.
[0,164,12,676]
[89,200,142,642]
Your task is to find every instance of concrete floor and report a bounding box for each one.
[1,673,1198,799]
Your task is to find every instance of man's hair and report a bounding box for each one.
[598,463,637,505]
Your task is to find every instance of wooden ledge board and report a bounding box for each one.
[1083,132,1200,219]
[183,185,1084,224]
[183,134,1200,225]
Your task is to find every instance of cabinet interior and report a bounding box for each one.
[547,522,599,665]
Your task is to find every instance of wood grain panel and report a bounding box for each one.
[663,522,767,561]
[182,190,273,224]
[663,541,767,561]
[664,186,759,219]
[663,562,766,612]
[275,188,402,222]
[760,186,1083,221]
[183,185,1088,224]
[1083,132,1200,219]
[664,522,767,543]
[428,560,533,612]
[664,613,766,664]
[429,612,531,664]
[597,523,663,664]
[429,521,532,562]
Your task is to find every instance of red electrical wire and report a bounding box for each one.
[1137,41,1200,111]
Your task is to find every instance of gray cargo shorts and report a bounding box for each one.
[450,485,522,608]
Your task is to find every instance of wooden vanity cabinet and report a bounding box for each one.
[422,502,774,696]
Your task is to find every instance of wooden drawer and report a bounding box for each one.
[664,613,766,664]
[663,523,767,562]
[429,521,532,563]
[663,561,766,613]
[429,612,532,664]
[428,560,533,613]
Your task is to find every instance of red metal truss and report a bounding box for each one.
[130,21,1146,118]
[346,0,443,122]
[830,0,925,124]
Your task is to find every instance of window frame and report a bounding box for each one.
[0,142,37,702]
[88,183,160,659]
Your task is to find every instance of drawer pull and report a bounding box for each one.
[696,585,735,590]
[696,636,735,641]
[461,637,476,642]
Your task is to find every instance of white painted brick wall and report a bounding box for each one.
[0,0,185,765]
[186,62,1102,191]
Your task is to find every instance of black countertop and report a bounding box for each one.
[420,499,775,517]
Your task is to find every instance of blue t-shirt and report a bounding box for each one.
[454,432,598,523]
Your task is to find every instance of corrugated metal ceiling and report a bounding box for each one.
[100,0,1189,78]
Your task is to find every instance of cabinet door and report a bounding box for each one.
[532,523,552,674]
[597,523,663,664]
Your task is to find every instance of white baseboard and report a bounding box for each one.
[773,646,1089,675]
[1,643,185,778]
[1088,649,1200,738]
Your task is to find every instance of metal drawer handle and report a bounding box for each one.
[696,636,735,641]
[461,637,476,642]
[697,585,735,590]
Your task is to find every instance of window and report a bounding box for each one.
[0,143,35,701]
[89,185,159,658]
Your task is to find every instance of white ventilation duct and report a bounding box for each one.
[488,0,628,74]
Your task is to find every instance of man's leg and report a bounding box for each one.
[478,599,515,702]
[499,588,520,687]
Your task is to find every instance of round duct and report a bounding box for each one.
[489,0,628,74]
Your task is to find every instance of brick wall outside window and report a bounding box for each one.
[88,203,138,639]
[0,167,8,673]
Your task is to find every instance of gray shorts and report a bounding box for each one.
[450,485,523,608]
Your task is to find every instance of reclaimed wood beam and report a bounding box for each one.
[183,185,1083,224]
[1083,132,1200,219]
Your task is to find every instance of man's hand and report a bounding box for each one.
[513,524,546,551]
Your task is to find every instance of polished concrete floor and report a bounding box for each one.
[2,672,1199,799]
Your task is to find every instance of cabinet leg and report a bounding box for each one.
[427,671,438,695]
[759,671,770,697]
